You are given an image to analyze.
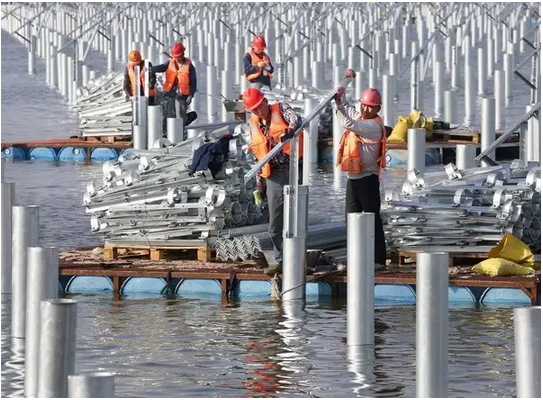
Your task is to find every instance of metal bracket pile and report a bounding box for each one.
[383,160,541,249]
[214,235,263,262]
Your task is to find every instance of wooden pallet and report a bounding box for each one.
[432,130,481,143]
[391,251,488,267]
[104,244,214,262]
[75,135,132,144]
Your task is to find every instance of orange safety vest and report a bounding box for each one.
[246,49,273,81]
[163,58,191,96]
[127,62,156,96]
[336,114,387,179]
[249,103,303,179]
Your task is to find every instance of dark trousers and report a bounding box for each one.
[266,168,289,263]
[345,174,387,265]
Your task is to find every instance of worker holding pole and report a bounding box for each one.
[244,35,274,91]
[123,50,156,105]
[152,42,197,126]
[334,69,387,270]
[242,87,303,275]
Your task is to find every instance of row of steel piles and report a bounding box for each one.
[83,127,268,243]
[71,72,133,137]
[382,161,541,249]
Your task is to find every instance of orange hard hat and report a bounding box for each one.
[252,35,267,50]
[128,50,142,63]
[171,42,185,57]
[359,88,382,106]
[243,88,265,111]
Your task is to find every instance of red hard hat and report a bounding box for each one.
[128,50,142,63]
[252,35,267,50]
[359,88,382,106]
[243,88,265,111]
[171,42,185,57]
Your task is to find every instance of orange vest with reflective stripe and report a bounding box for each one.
[246,49,273,81]
[127,62,156,96]
[163,58,191,96]
[249,103,303,179]
[336,115,387,179]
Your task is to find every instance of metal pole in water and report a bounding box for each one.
[68,373,116,398]
[503,53,513,105]
[477,46,486,95]
[407,128,426,176]
[464,66,476,125]
[1,182,15,294]
[37,299,77,398]
[455,144,476,170]
[221,70,232,122]
[382,75,394,127]
[416,252,449,398]
[303,98,318,185]
[434,61,444,118]
[206,65,217,120]
[28,35,37,75]
[494,70,505,130]
[481,97,496,167]
[24,247,59,398]
[525,105,540,163]
[166,118,184,145]
[514,307,541,398]
[347,212,374,346]
[12,205,39,339]
[444,90,457,125]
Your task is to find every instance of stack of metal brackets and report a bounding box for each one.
[382,161,541,250]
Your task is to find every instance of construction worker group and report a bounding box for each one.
[124,37,387,275]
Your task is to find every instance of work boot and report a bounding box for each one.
[264,262,282,276]
[375,263,386,271]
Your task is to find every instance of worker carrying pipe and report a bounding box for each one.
[124,50,157,105]
[333,69,387,271]
[152,42,197,126]
[242,87,303,275]
[244,35,274,91]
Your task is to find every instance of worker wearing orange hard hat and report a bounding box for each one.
[242,87,303,275]
[152,42,197,125]
[123,50,157,105]
[333,68,387,270]
[244,35,274,90]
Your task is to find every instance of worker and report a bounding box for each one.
[242,87,303,275]
[244,35,274,91]
[152,42,197,124]
[333,69,387,270]
[123,50,156,105]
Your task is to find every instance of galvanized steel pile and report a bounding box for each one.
[83,125,269,245]
[382,161,541,251]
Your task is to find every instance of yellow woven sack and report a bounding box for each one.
[472,258,536,277]
[410,110,433,139]
[488,233,539,270]
[388,116,409,143]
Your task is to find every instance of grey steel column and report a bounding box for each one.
[147,105,162,149]
[28,35,37,75]
[303,98,318,185]
[514,307,541,398]
[24,247,59,398]
[407,128,426,176]
[481,97,496,167]
[37,299,77,398]
[444,91,457,125]
[68,372,115,398]
[1,182,15,294]
[347,212,374,346]
[416,252,449,398]
[456,144,476,170]
[166,118,184,145]
[12,205,39,339]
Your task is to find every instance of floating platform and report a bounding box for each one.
[1,137,132,161]
[58,248,540,306]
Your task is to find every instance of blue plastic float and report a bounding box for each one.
[58,147,87,161]
[1,147,27,160]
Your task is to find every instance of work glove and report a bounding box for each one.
[186,95,193,105]
[280,126,297,142]
[344,69,356,79]
[333,86,346,104]
[257,61,267,68]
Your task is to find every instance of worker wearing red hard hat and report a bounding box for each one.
[244,35,274,90]
[242,87,303,275]
[152,42,197,126]
[123,50,157,105]
[333,68,387,270]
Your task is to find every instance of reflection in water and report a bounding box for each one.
[347,345,375,396]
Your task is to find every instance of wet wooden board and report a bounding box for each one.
[103,244,214,262]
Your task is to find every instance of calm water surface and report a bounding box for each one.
[0,27,529,398]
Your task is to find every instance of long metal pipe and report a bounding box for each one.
[11,205,39,339]
[347,212,374,346]
[37,299,78,398]
[514,307,541,398]
[416,252,449,398]
[68,373,116,398]
[24,247,59,398]
[1,182,15,294]
[407,128,426,176]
